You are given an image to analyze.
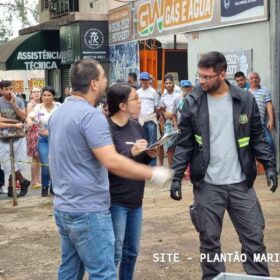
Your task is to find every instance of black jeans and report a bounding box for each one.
[190,181,269,280]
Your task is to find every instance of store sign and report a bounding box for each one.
[108,5,132,44]
[135,0,268,40]
[5,31,61,70]
[60,24,81,65]
[28,79,45,89]
[136,0,215,37]
[12,80,24,93]
[17,51,60,70]
[80,21,109,62]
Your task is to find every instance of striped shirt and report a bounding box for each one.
[250,86,271,124]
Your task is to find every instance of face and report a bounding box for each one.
[42,91,54,104]
[140,79,150,89]
[123,88,141,116]
[31,87,41,100]
[164,79,174,93]
[95,64,108,101]
[235,76,247,88]
[2,85,13,100]
[197,67,225,93]
[181,86,193,96]
[248,73,260,88]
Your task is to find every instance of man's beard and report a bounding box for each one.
[201,79,221,93]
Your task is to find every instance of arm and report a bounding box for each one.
[266,101,274,131]
[0,122,23,129]
[93,144,153,180]
[0,115,17,123]
[10,95,26,121]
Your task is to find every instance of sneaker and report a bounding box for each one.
[41,187,48,197]
[19,179,30,197]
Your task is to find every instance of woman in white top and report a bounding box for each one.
[27,86,60,197]
[26,87,42,188]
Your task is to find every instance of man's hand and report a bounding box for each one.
[170,180,182,200]
[266,170,278,193]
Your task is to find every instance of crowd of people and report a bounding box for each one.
[0,52,278,280]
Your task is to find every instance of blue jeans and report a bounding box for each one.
[263,125,275,154]
[110,204,142,280]
[143,121,157,166]
[37,136,51,188]
[54,209,116,280]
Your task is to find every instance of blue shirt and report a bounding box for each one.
[48,97,113,213]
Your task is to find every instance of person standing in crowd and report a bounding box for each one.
[107,83,158,280]
[159,73,181,168]
[48,59,173,280]
[137,71,159,166]
[26,86,42,188]
[170,52,277,280]
[0,80,30,197]
[248,71,275,153]
[127,72,141,90]
[26,86,60,197]
[234,71,250,90]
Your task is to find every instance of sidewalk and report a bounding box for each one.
[0,175,279,280]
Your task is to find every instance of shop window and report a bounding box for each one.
[41,0,49,10]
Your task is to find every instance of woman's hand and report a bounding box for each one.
[145,146,159,158]
[131,139,148,157]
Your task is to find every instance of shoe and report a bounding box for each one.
[31,184,41,189]
[41,186,48,197]
[19,179,30,197]
[49,184,55,196]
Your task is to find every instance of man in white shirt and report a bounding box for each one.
[137,72,159,166]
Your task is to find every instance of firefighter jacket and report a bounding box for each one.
[172,80,276,188]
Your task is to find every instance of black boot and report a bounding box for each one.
[49,182,55,196]
[19,179,30,197]
[7,186,15,197]
[41,186,48,197]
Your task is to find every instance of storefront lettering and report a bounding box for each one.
[24,61,58,70]
[137,0,214,36]
[17,51,60,70]
[17,51,60,60]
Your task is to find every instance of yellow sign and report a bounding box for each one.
[12,80,24,93]
[28,79,45,89]
[137,0,214,37]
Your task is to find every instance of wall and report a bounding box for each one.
[187,21,270,86]
[80,0,109,13]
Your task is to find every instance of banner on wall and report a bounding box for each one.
[109,41,140,84]
[134,0,268,41]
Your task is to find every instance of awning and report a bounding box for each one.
[0,31,60,70]
[155,33,188,49]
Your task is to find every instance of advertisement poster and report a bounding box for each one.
[109,41,140,84]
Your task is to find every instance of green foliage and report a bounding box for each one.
[0,0,39,45]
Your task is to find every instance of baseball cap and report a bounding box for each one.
[140,72,150,80]
[180,80,192,87]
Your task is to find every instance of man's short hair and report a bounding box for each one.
[164,73,174,82]
[128,72,137,82]
[234,71,246,79]
[0,80,12,89]
[70,59,100,94]
[198,51,227,73]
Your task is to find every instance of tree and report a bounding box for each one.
[0,0,39,45]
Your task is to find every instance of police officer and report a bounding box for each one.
[170,51,278,280]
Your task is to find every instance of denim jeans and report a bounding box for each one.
[37,136,51,188]
[54,209,116,280]
[143,121,157,166]
[110,204,142,280]
[263,125,275,154]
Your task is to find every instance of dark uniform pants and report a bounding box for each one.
[189,181,269,280]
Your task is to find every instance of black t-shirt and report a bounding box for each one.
[108,118,151,208]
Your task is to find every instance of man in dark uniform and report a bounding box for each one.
[170,51,278,280]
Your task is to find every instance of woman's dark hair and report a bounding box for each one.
[42,86,56,96]
[107,83,132,117]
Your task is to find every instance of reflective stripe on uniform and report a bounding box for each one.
[195,134,202,145]
[238,137,250,148]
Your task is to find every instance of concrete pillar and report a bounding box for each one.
[270,1,280,171]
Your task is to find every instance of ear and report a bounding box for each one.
[119,102,127,111]
[220,71,226,80]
